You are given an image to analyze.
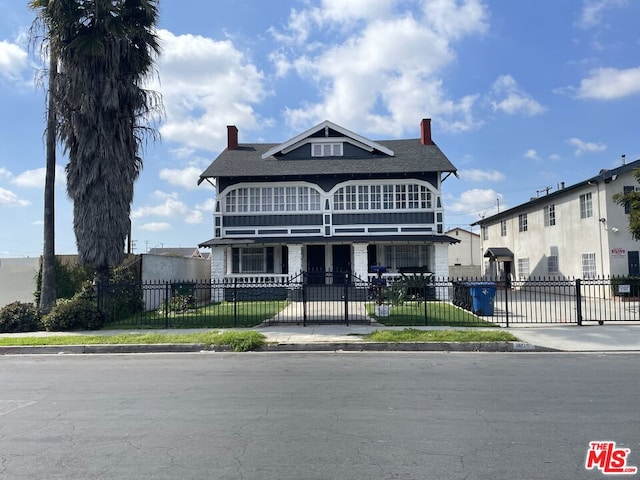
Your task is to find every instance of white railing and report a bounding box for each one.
[222,273,291,286]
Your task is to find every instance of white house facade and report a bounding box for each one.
[445,227,482,278]
[473,158,640,281]
[198,119,459,297]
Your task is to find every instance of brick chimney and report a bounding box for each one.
[227,125,238,150]
[420,118,432,145]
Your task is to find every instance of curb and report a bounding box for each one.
[0,341,557,355]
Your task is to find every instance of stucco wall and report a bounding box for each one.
[0,258,40,307]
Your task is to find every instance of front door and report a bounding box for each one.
[307,245,325,284]
[629,251,639,276]
[332,245,351,284]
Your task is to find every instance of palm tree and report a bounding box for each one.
[29,0,162,293]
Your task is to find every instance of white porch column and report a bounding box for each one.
[352,243,369,281]
[433,243,450,300]
[211,246,226,302]
[288,244,303,278]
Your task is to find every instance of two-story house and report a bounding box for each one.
[473,157,640,281]
[198,119,458,299]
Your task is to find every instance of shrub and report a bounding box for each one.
[0,302,41,333]
[42,285,105,331]
[34,258,94,305]
[100,267,144,321]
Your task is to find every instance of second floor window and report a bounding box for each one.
[544,204,556,227]
[334,183,432,211]
[226,186,321,213]
[500,220,507,237]
[580,192,592,219]
[519,213,528,232]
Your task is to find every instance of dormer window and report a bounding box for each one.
[312,142,343,157]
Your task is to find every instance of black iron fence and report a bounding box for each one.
[98,274,640,329]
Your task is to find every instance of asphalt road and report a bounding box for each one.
[1,352,638,480]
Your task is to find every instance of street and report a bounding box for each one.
[1,352,638,479]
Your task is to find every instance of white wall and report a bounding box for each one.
[0,258,40,307]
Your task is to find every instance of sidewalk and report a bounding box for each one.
[1,323,640,353]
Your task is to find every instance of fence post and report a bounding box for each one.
[423,277,428,326]
[344,273,349,326]
[504,281,509,328]
[302,273,307,327]
[576,278,583,326]
[164,281,170,329]
[233,278,238,328]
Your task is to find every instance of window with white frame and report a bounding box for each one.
[517,258,530,279]
[312,143,343,157]
[225,186,322,213]
[581,252,597,278]
[500,219,507,237]
[482,226,488,240]
[580,193,593,219]
[519,213,528,232]
[547,255,558,274]
[544,204,556,227]
[333,183,432,211]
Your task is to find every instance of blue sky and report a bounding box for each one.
[1,0,639,257]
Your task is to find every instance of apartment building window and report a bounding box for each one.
[581,252,597,278]
[623,186,635,214]
[517,258,530,279]
[482,226,488,240]
[518,213,528,232]
[500,220,507,237]
[548,255,559,274]
[544,204,556,227]
[580,192,593,219]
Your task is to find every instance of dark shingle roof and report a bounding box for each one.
[199,139,456,182]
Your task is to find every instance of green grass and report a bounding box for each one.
[368,301,498,327]
[0,330,266,352]
[364,328,518,343]
[106,300,290,329]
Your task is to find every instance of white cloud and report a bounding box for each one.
[159,166,203,190]
[577,0,627,29]
[152,29,269,153]
[577,67,640,100]
[0,40,28,82]
[567,137,607,156]
[195,198,216,211]
[459,169,505,182]
[10,165,66,188]
[524,149,540,160]
[185,210,204,224]
[273,0,488,136]
[132,191,189,219]
[548,153,562,161]
[138,222,172,232]
[0,187,30,207]
[489,75,546,116]
[448,188,504,218]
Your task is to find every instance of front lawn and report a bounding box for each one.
[106,300,290,329]
[368,301,498,327]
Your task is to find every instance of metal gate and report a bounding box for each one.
[267,271,372,325]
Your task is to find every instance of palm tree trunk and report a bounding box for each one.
[39,52,57,315]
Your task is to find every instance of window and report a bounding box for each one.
[261,188,273,212]
[517,258,530,279]
[482,226,488,240]
[274,187,285,211]
[358,185,369,210]
[395,184,407,209]
[581,252,597,278]
[623,186,635,214]
[519,213,528,232]
[548,255,558,274]
[333,189,344,210]
[312,142,343,157]
[370,185,381,209]
[232,247,275,273]
[333,183,434,211]
[383,185,394,209]
[237,188,248,212]
[544,204,556,227]
[383,245,428,270]
[286,187,297,211]
[345,185,357,210]
[580,193,592,219]
[225,190,237,212]
[500,220,507,237]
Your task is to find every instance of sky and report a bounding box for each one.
[1,0,639,258]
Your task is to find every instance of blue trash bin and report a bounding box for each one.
[468,282,496,316]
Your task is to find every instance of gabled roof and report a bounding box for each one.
[261,120,394,159]
[472,157,640,226]
[198,121,457,183]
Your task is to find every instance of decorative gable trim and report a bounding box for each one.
[261,120,394,159]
